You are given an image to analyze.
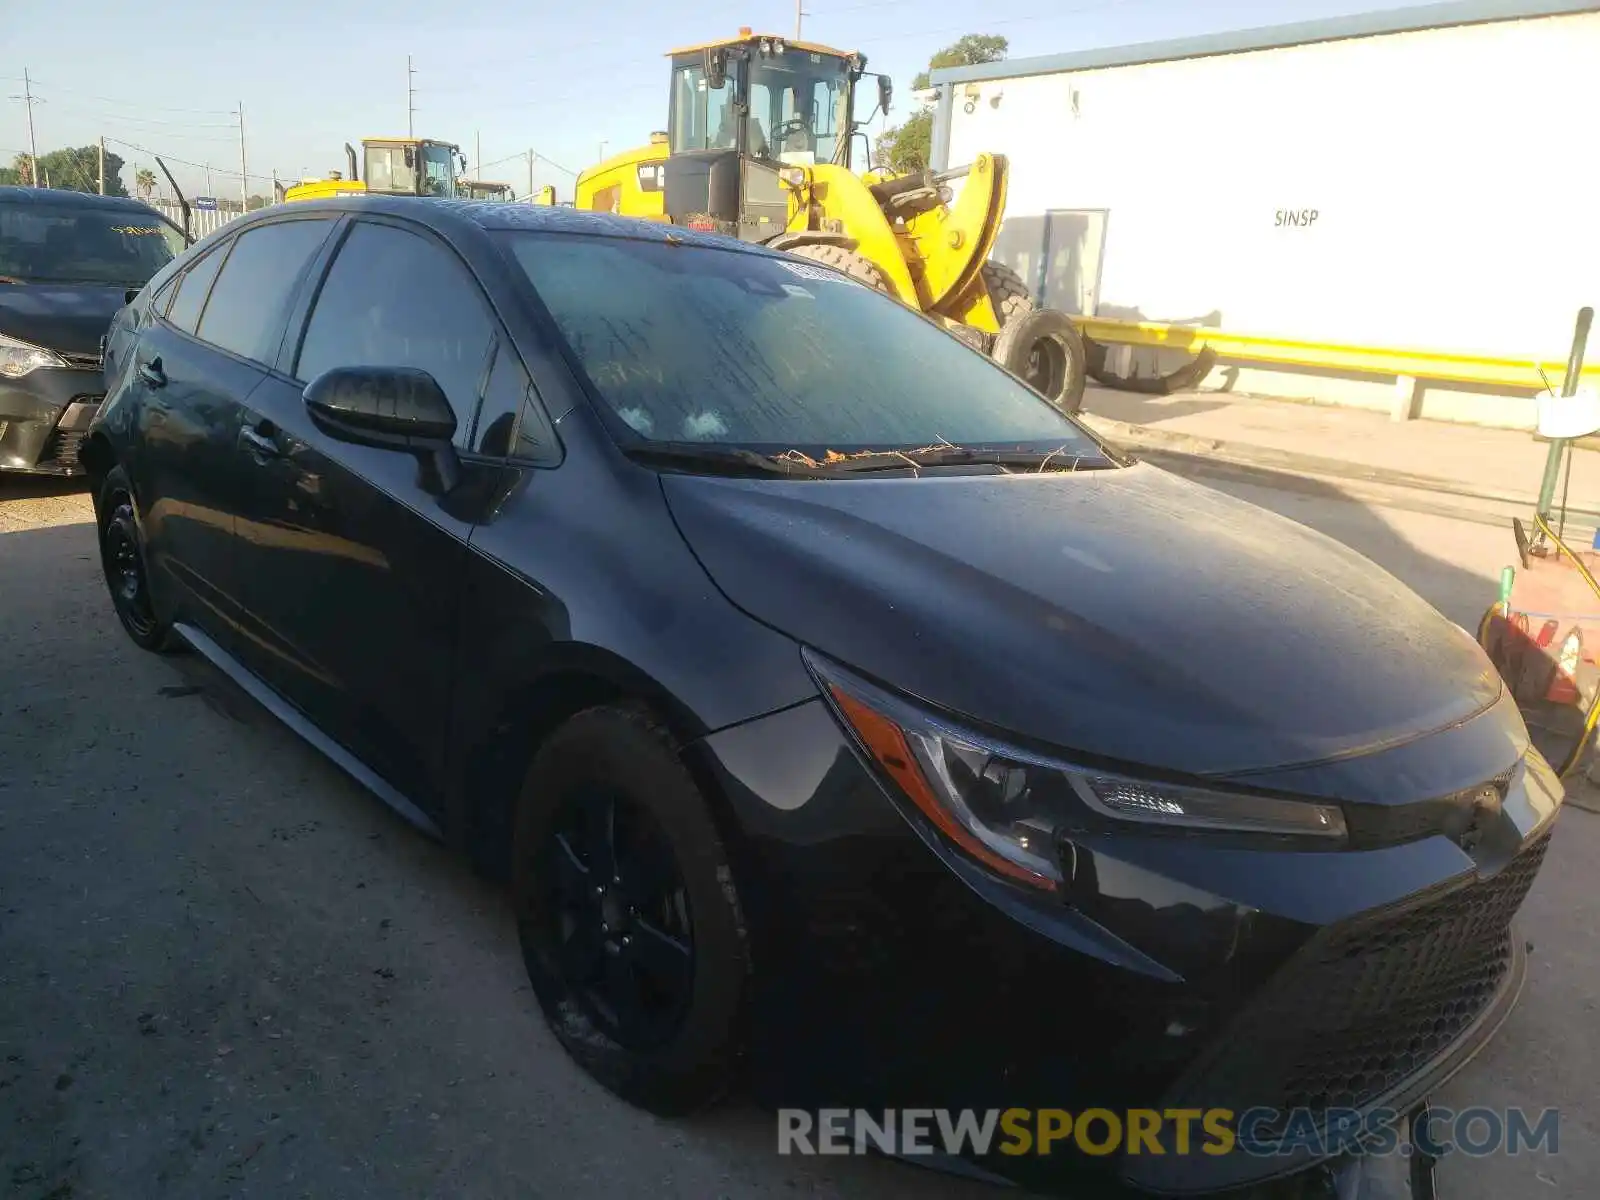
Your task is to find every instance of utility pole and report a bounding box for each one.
[98,137,105,195]
[527,149,534,201]
[598,140,608,161]
[205,163,214,196]
[407,55,417,138]
[475,131,481,180]
[795,0,806,39]
[22,68,40,187]
[236,101,248,212]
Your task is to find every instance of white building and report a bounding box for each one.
[928,0,1600,425]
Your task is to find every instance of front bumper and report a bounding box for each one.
[697,697,1560,1197]
[0,366,106,475]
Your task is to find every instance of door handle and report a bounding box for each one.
[137,357,166,388]
[238,426,282,461]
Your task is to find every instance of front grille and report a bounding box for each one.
[1167,831,1549,1140]
[58,351,104,371]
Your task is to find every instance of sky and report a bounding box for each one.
[4,0,1426,202]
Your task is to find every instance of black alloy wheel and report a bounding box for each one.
[513,705,749,1116]
[542,787,695,1050]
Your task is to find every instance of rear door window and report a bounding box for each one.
[164,244,229,335]
[197,219,334,365]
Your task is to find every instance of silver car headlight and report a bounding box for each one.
[0,332,69,379]
[806,650,1348,892]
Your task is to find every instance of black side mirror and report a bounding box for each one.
[704,48,727,90]
[877,75,893,116]
[303,365,461,492]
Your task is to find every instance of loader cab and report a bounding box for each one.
[361,138,464,198]
[460,180,513,202]
[663,31,884,239]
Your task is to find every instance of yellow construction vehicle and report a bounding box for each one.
[460,179,515,202]
[282,138,469,203]
[560,28,1086,410]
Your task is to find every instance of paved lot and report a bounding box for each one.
[2,470,1596,1200]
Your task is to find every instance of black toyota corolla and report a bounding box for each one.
[0,186,186,474]
[83,198,1559,1197]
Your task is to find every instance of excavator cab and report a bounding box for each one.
[660,29,889,238]
[459,180,514,202]
[362,138,464,197]
[282,137,467,203]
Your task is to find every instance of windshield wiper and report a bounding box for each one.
[622,442,830,478]
[813,446,1116,473]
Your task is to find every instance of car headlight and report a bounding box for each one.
[0,332,69,379]
[806,650,1348,892]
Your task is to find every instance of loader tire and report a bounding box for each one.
[980,261,1035,325]
[993,308,1089,415]
[784,243,890,293]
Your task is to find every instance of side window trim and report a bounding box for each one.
[157,237,233,333]
[275,216,354,379]
[192,216,343,370]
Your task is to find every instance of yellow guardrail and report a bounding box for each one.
[1075,316,1600,391]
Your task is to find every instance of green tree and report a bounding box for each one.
[34,146,130,196]
[135,168,157,200]
[877,34,1008,175]
[3,153,36,186]
[1,147,130,195]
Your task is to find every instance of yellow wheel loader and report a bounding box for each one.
[563,29,1086,411]
[281,138,469,203]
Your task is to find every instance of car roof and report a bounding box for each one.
[0,186,166,216]
[240,195,778,259]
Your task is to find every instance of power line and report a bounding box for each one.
[21,80,232,115]
[47,106,239,130]
[101,136,278,189]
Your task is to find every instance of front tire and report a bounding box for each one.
[980,260,1034,326]
[784,242,891,293]
[96,465,179,653]
[512,705,749,1116]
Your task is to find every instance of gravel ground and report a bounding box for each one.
[1,473,1595,1200]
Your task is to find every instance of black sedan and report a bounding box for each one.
[1,186,186,474]
[83,198,1559,1197]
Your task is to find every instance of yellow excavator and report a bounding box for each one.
[544,28,1085,410]
[281,138,469,203]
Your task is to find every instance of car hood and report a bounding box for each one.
[0,283,128,357]
[661,462,1502,778]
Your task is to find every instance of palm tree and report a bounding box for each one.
[135,168,156,200]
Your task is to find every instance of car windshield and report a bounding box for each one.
[499,231,1108,463]
[0,203,185,287]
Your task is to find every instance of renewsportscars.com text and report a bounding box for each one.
[777,1106,1561,1160]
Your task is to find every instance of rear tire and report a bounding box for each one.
[784,243,890,293]
[993,308,1089,415]
[96,465,180,653]
[512,705,749,1116]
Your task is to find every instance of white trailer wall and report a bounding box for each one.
[939,3,1600,412]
